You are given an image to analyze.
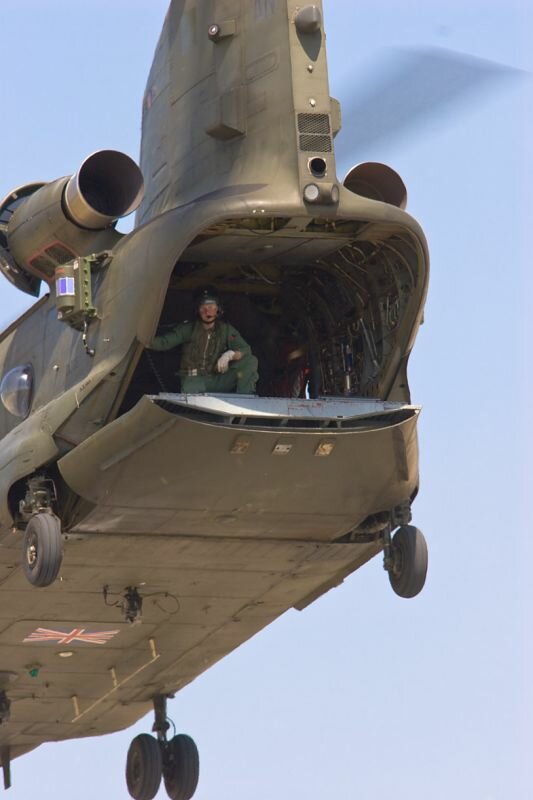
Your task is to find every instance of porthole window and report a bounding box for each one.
[0,365,33,418]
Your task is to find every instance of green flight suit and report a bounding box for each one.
[150,319,258,394]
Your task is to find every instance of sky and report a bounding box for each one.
[0,1,531,799]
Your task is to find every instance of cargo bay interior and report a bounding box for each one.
[117,216,420,415]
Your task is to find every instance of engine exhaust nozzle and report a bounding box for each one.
[64,150,145,230]
[343,162,407,210]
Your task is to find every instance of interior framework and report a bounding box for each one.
[119,215,422,414]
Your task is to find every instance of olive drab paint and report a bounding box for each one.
[138,0,338,221]
[0,1,428,793]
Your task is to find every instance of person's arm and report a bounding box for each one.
[216,324,252,372]
[149,322,192,351]
[227,325,252,360]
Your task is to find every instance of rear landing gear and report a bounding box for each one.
[384,524,428,598]
[126,696,200,800]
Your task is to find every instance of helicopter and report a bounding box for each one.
[0,1,470,798]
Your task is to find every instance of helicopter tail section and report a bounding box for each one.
[137,0,339,223]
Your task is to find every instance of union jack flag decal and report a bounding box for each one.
[23,627,120,645]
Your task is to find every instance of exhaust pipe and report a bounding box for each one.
[5,150,145,286]
[64,150,145,229]
[343,162,407,209]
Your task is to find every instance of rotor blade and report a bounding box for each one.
[334,46,526,162]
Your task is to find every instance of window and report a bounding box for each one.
[0,365,33,418]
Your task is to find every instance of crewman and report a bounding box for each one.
[149,287,259,394]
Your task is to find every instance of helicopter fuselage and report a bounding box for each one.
[0,0,428,791]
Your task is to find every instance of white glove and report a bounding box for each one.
[216,350,236,373]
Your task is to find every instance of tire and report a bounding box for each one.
[22,513,63,588]
[163,734,200,800]
[126,734,162,800]
[389,525,428,598]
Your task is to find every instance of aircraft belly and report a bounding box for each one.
[0,532,381,753]
[59,395,419,541]
[0,396,420,757]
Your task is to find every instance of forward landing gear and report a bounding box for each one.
[125,695,200,800]
[126,734,162,800]
[384,524,428,598]
[163,734,200,800]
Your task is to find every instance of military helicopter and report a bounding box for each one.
[0,1,475,797]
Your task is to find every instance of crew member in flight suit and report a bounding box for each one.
[149,287,259,394]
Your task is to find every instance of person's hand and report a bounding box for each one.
[216,350,236,373]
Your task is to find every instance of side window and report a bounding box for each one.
[0,365,33,418]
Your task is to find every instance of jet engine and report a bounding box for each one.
[343,162,407,209]
[0,150,144,296]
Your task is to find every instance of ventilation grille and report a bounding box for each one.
[297,113,330,134]
[45,244,76,265]
[28,254,54,274]
[299,134,332,153]
[297,114,332,152]
[28,243,77,278]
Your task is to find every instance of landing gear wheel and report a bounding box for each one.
[388,525,428,598]
[22,512,63,587]
[126,733,162,800]
[163,734,200,800]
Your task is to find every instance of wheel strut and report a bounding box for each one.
[0,746,11,790]
[152,694,171,744]
[151,695,200,800]
[382,525,394,574]
[0,691,11,725]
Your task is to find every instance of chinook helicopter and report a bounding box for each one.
[0,2,438,798]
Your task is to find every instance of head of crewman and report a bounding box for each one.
[194,286,222,328]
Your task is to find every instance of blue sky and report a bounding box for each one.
[0,1,531,798]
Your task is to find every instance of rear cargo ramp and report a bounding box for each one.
[58,394,420,541]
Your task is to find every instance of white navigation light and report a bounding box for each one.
[303,183,339,205]
[303,183,320,203]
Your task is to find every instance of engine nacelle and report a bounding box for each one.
[343,162,407,209]
[0,150,144,295]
